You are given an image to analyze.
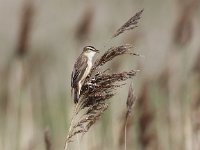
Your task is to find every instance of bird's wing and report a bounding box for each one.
[71,55,88,88]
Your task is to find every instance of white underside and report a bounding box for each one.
[84,51,96,60]
[77,51,95,95]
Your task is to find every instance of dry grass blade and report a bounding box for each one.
[64,45,138,149]
[113,9,143,38]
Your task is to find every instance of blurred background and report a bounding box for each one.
[0,0,200,150]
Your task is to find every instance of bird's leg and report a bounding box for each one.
[87,82,93,86]
[87,82,97,90]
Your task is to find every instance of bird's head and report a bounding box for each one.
[83,46,99,54]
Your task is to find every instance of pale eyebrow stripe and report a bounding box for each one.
[87,46,95,51]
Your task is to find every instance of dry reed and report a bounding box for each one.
[192,91,200,150]
[191,48,200,150]
[173,0,198,46]
[65,10,143,149]
[64,45,138,149]
[113,9,143,38]
[192,49,200,74]
[44,128,52,150]
[75,5,94,42]
[3,1,35,149]
[118,83,137,149]
[137,82,158,150]
[16,0,34,57]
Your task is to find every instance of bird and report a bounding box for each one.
[71,46,99,103]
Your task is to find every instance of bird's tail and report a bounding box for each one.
[73,87,79,104]
[71,88,73,98]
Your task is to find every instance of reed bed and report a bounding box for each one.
[64,10,143,149]
[0,1,200,150]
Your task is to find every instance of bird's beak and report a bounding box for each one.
[96,49,100,53]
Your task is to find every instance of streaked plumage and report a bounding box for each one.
[71,46,99,103]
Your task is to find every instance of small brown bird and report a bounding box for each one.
[71,46,99,103]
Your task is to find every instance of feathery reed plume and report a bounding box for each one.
[91,44,140,73]
[192,88,200,150]
[44,128,52,150]
[137,82,158,150]
[2,1,35,149]
[75,5,94,42]
[118,83,137,149]
[191,48,200,149]
[3,1,35,149]
[173,0,198,46]
[173,10,192,46]
[158,66,170,92]
[16,0,34,57]
[126,83,137,114]
[113,9,143,38]
[192,49,200,74]
[64,45,138,150]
